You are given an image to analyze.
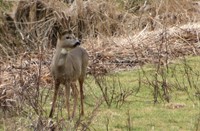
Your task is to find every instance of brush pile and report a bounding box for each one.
[86,23,200,74]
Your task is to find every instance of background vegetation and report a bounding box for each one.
[0,0,200,130]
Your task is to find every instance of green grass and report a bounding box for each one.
[83,56,200,130]
[1,56,200,130]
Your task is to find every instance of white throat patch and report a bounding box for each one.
[61,48,68,55]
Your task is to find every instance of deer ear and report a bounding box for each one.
[56,25,63,39]
[57,31,62,39]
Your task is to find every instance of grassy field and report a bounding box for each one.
[82,56,200,131]
[1,56,200,131]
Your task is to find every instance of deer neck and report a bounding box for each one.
[54,43,71,67]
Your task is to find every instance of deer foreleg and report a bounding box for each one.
[79,78,84,116]
[49,81,60,118]
[65,82,71,119]
[71,82,78,119]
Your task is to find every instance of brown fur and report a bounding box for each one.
[49,31,89,119]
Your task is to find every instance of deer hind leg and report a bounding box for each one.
[65,82,71,120]
[49,80,60,118]
[79,77,84,116]
[71,82,78,119]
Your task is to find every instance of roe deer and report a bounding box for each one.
[49,30,89,119]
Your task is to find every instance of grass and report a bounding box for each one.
[89,97,198,130]
[1,56,200,130]
[83,56,200,130]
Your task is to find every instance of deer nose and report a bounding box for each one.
[74,41,81,47]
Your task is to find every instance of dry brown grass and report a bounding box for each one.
[0,0,199,98]
[0,0,199,91]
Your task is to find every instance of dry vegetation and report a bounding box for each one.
[1,0,200,130]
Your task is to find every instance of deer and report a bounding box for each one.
[49,12,89,119]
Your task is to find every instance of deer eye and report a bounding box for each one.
[66,36,70,39]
